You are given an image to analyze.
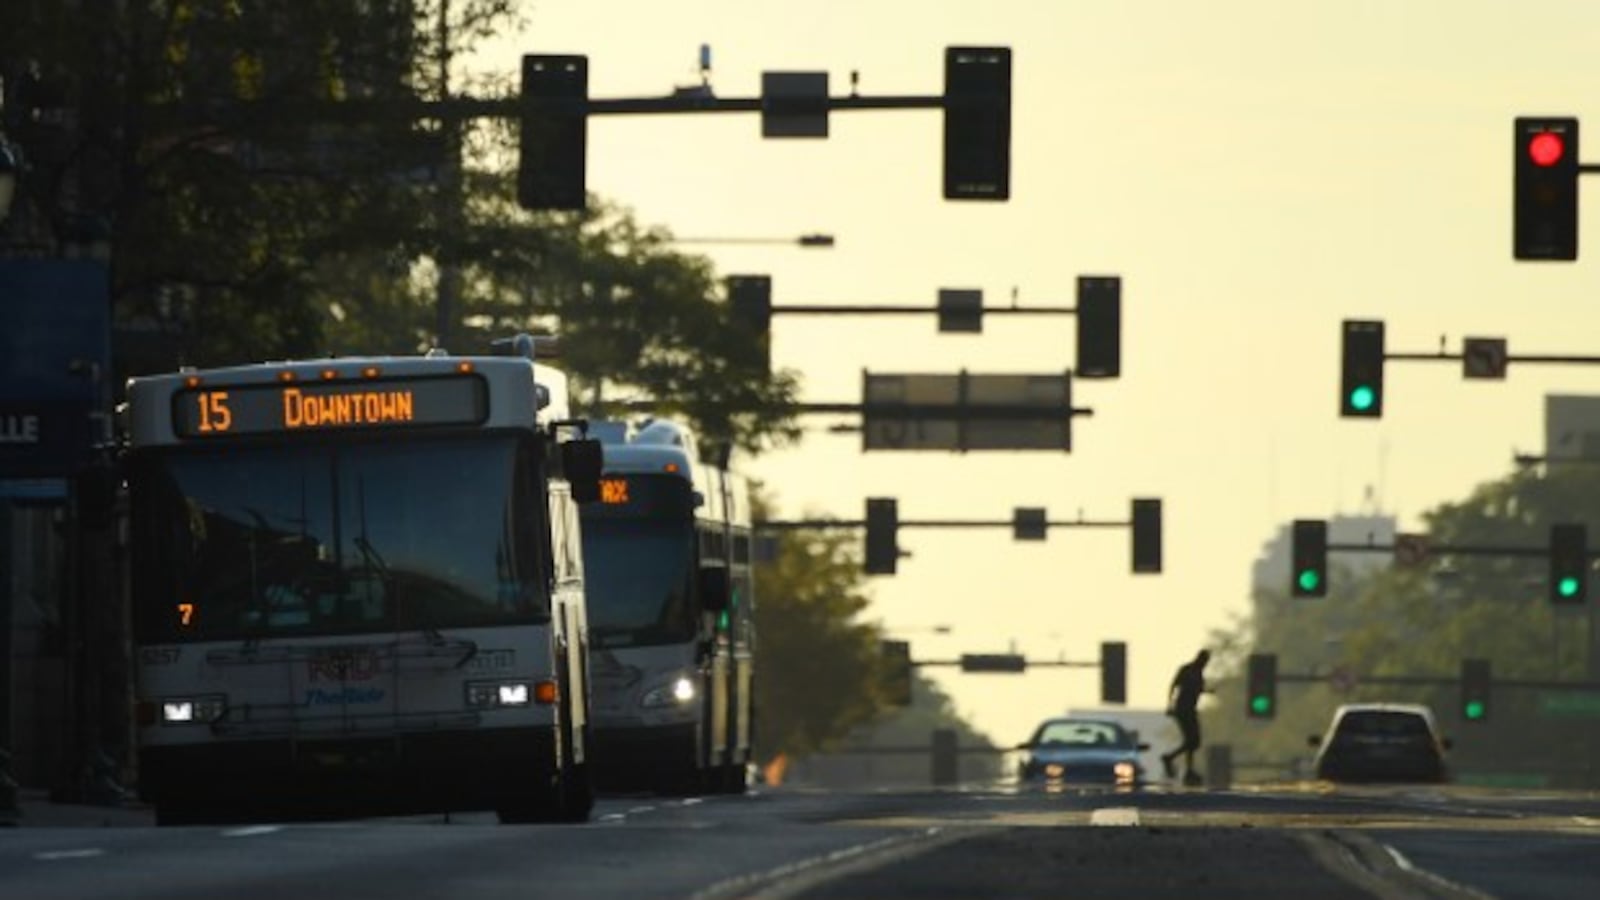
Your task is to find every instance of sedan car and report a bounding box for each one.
[1309,703,1451,783]
[1016,718,1148,788]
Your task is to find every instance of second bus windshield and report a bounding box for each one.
[581,475,698,647]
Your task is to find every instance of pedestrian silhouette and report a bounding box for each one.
[1161,649,1211,786]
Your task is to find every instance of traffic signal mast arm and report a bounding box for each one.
[1325,539,1591,559]
[755,514,1133,531]
[1385,348,1600,368]
[765,303,1075,316]
[145,90,949,128]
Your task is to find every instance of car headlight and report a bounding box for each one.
[1114,761,1137,782]
[640,675,696,709]
[158,694,226,725]
[1044,763,1065,779]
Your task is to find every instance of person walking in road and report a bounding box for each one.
[1161,649,1211,786]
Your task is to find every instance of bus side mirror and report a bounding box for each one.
[699,567,731,613]
[562,439,604,503]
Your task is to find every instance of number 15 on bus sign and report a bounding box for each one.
[194,391,232,433]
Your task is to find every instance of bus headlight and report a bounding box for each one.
[158,694,226,725]
[641,675,696,709]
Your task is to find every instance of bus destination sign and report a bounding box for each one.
[173,376,488,438]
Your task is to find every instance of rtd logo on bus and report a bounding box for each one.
[174,372,488,438]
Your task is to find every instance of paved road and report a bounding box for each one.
[2,783,1597,898]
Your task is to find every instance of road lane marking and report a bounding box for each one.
[1089,807,1141,827]
[692,827,972,900]
[34,849,106,861]
[599,813,625,822]
[221,825,282,838]
[628,805,657,815]
[681,798,704,807]
[1382,843,1496,900]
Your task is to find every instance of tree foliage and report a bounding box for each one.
[1,1,799,452]
[1207,464,1600,782]
[752,490,888,763]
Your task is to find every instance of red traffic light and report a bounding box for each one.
[1528,131,1566,167]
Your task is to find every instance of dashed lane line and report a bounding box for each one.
[33,849,106,861]
[1089,807,1142,827]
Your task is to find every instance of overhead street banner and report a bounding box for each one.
[0,260,110,480]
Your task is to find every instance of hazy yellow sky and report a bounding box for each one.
[472,0,1600,746]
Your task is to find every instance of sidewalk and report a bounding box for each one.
[0,789,154,828]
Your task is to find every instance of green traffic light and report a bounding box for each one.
[1349,385,1375,412]
[1464,700,1486,720]
[1558,576,1581,598]
[1297,568,1322,593]
[1250,695,1272,715]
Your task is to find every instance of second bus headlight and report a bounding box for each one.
[640,675,696,709]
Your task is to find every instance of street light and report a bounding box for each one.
[673,233,835,248]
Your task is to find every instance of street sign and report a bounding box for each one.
[761,72,829,138]
[937,288,984,333]
[1462,337,1509,379]
[1393,533,1431,568]
[862,371,1073,452]
[1012,507,1047,541]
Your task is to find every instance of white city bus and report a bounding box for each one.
[581,420,755,794]
[125,341,602,825]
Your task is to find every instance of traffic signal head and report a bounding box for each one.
[1514,117,1579,261]
[864,497,900,575]
[1460,658,1491,723]
[1340,320,1385,418]
[1550,523,1588,604]
[1290,519,1328,598]
[1246,653,1277,719]
[942,46,1011,201]
[1131,498,1163,574]
[727,275,773,372]
[882,640,913,707]
[518,55,588,211]
[1076,276,1122,379]
[1100,641,1127,705]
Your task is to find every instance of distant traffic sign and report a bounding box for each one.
[1393,533,1431,568]
[1462,338,1509,379]
[862,371,1073,452]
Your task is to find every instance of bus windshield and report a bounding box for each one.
[131,435,547,642]
[581,519,696,647]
